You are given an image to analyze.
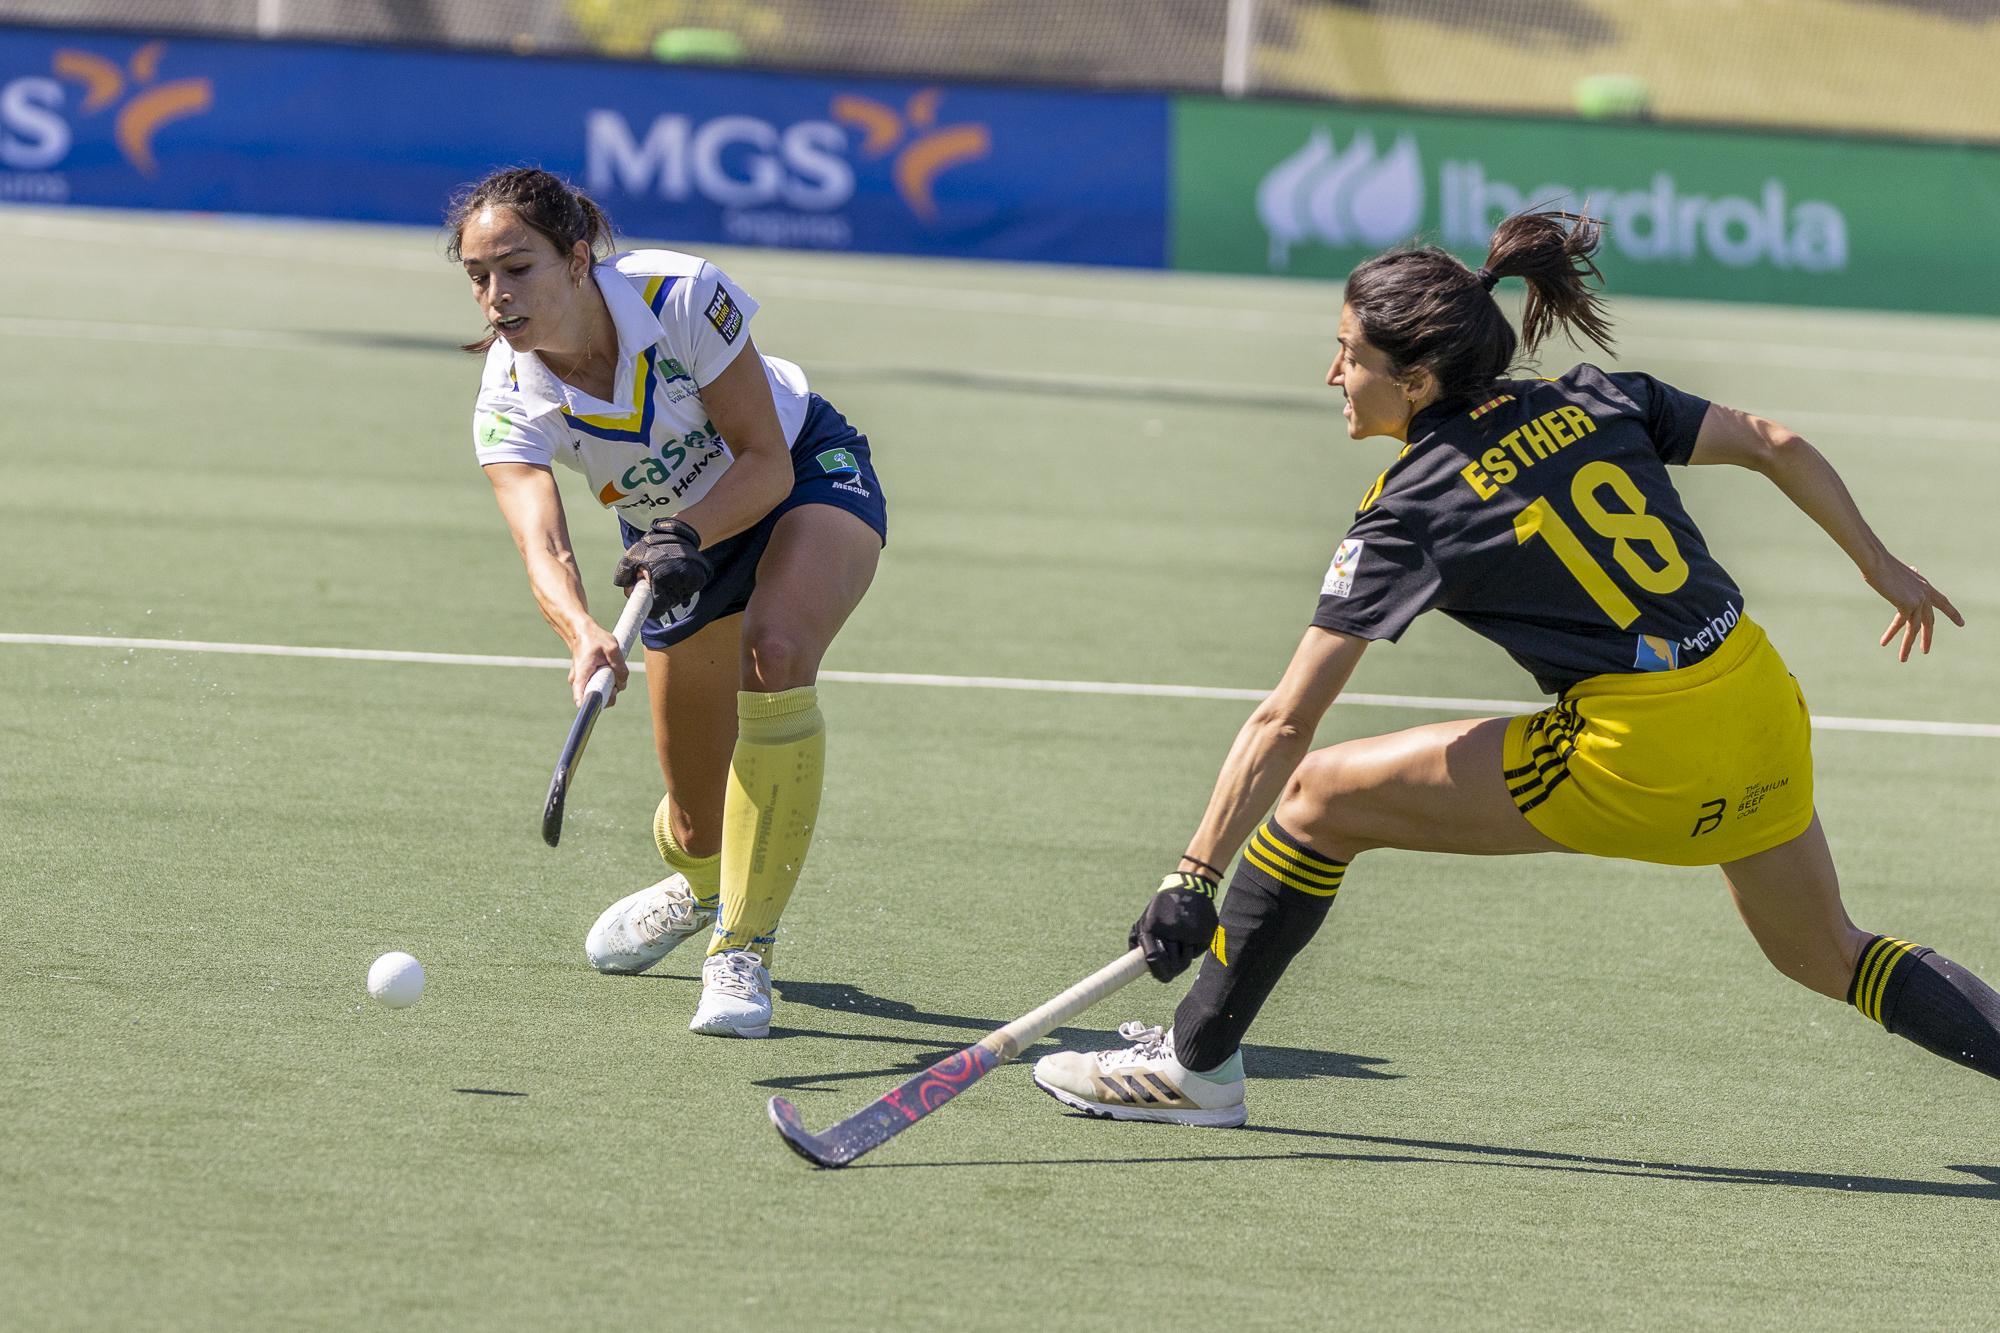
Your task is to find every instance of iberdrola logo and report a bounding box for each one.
[1257,129,1424,268]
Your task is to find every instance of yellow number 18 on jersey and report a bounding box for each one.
[1513,460,1691,628]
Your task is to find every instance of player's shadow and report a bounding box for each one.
[844,1125,2000,1201]
[736,977,1396,1093]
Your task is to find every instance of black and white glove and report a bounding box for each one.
[613,517,712,617]
[1129,871,1219,982]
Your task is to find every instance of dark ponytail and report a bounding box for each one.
[1483,210,1614,365]
[445,167,617,354]
[1343,208,1614,405]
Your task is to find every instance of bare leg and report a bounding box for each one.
[1276,715,1568,860]
[646,614,741,859]
[739,505,881,691]
[1719,815,1868,1000]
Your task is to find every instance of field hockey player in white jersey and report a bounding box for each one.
[450,168,888,1038]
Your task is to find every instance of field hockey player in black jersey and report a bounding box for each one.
[1032,210,1993,1127]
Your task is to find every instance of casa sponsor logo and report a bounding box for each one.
[596,423,729,504]
[1,41,213,202]
[585,88,990,249]
[1321,538,1363,598]
[1257,129,1848,274]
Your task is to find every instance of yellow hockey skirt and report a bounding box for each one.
[1502,618,1815,866]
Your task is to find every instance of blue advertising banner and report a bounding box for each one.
[0,27,1168,266]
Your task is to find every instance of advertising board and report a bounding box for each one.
[0,28,1168,266]
[1174,97,2000,314]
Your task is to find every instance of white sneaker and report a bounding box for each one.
[584,875,714,975]
[1032,1021,1247,1127]
[689,948,772,1039]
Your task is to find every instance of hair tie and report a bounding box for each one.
[1475,267,1499,292]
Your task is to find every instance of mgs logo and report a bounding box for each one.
[2,41,212,202]
[1257,129,1425,269]
[2,42,211,173]
[585,87,991,249]
[54,42,211,175]
[828,89,990,223]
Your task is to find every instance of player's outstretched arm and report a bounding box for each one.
[1183,627,1368,880]
[487,460,628,705]
[1128,628,1365,980]
[1687,403,1964,660]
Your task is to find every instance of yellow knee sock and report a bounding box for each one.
[654,795,722,910]
[709,687,825,966]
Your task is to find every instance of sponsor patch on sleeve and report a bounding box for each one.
[703,288,743,344]
[476,410,513,450]
[1322,538,1363,597]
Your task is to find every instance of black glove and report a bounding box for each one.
[613,516,712,616]
[1129,871,1219,982]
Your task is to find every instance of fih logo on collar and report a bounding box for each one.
[53,41,213,175]
[829,89,989,222]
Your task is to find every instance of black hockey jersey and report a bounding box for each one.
[1311,364,1745,694]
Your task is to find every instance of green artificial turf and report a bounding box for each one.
[2,209,1997,1330]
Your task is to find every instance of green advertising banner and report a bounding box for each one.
[1173,97,2000,315]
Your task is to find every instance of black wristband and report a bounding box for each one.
[1178,853,1225,881]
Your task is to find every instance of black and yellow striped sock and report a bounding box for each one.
[1173,818,1346,1074]
[1849,934,2000,1080]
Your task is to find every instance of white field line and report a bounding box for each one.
[5,632,1996,739]
[0,315,331,350]
[5,210,1998,377]
[0,314,1991,442]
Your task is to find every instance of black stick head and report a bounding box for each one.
[541,691,607,849]
[768,1096,847,1168]
[540,767,570,847]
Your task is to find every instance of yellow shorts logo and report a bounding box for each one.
[54,41,213,177]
